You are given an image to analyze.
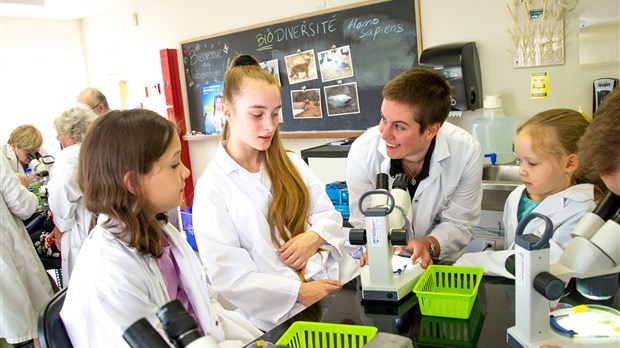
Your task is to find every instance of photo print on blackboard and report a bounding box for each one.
[291,88,323,119]
[285,50,318,85]
[324,82,360,117]
[318,45,354,82]
[259,58,281,86]
[201,82,225,134]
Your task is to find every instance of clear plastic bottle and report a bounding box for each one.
[25,168,42,209]
[472,95,517,164]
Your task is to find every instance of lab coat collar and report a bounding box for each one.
[214,142,272,196]
[535,183,595,211]
[215,142,241,176]
[376,124,452,195]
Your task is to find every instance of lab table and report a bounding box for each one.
[250,275,620,347]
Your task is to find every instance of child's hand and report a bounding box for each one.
[297,279,342,306]
[277,231,325,271]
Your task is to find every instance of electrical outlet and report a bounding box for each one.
[483,239,496,251]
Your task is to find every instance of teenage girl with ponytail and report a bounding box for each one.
[193,55,360,331]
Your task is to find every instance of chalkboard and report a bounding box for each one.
[181,0,421,135]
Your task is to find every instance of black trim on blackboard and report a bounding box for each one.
[180,0,421,136]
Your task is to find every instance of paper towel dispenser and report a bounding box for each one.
[419,42,483,111]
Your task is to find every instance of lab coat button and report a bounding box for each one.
[215,320,219,326]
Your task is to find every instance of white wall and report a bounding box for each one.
[0,17,88,159]
[2,0,618,184]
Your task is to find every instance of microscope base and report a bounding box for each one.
[507,326,620,348]
[360,261,424,302]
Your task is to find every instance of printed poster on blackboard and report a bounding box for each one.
[181,0,420,134]
[201,82,224,135]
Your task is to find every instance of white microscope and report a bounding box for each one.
[507,192,620,347]
[349,173,425,302]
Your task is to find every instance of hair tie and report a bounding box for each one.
[235,55,258,67]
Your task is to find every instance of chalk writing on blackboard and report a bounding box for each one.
[181,0,420,134]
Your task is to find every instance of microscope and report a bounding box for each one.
[507,192,620,347]
[349,173,425,302]
[123,299,220,348]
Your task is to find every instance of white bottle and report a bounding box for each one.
[472,95,517,165]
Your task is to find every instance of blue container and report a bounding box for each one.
[180,207,198,251]
[326,181,348,205]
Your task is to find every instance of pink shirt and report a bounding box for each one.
[156,238,202,332]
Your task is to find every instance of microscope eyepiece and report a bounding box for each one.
[392,173,408,191]
[375,173,389,191]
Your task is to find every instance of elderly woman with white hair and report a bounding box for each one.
[47,106,97,286]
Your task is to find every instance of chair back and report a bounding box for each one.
[38,288,73,348]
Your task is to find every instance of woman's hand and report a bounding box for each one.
[359,249,369,267]
[297,279,342,306]
[277,231,325,271]
[403,237,439,268]
[49,226,62,250]
[17,173,28,187]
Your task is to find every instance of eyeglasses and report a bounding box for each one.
[90,103,102,110]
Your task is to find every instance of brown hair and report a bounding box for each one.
[8,125,43,153]
[518,108,605,196]
[579,87,620,180]
[78,109,175,257]
[221,55,310,279]
[381,67,452,132]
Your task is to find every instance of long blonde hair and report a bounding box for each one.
[221,55,310,278]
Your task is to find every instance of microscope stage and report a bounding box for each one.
[360,256,425,302]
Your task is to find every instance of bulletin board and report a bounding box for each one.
[180,0,421,135]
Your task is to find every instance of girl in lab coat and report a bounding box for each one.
[193,55,360,331]
[0,154,54,346]
[60,110,262,347]
[47,106,96,286]
[456,109,602,277]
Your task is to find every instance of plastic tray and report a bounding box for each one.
[412,265,484,319]
[274,321,378,348]
[417,299,485,347]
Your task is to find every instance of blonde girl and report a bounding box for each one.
[457,109,601,276]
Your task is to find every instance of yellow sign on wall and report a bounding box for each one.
[530,72,549,99]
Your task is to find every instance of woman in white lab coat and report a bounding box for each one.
[346,68,483,267]
[193,55,360,332]
[60,110,261,347]
[1,124,50,176]
[0,154,54,345]
[347,122,483,260]
[47,106,96,286]
[456,109,600,277]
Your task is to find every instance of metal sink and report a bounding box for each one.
[481,165,521,211]
[482,164,521,182]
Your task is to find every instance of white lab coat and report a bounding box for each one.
[47,143,91,286]
[60,214,262,348]
[1,143,27,176]
[455,184,596,277]
[193,144,361,331]
[346,123,483,258]
[0,154,54,344]
[1,143,50,176]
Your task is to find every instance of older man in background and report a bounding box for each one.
[77,87,110,116]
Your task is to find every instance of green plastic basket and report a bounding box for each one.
[412,265,484,319]
[274,321,378,348]
[417,300,485,348]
